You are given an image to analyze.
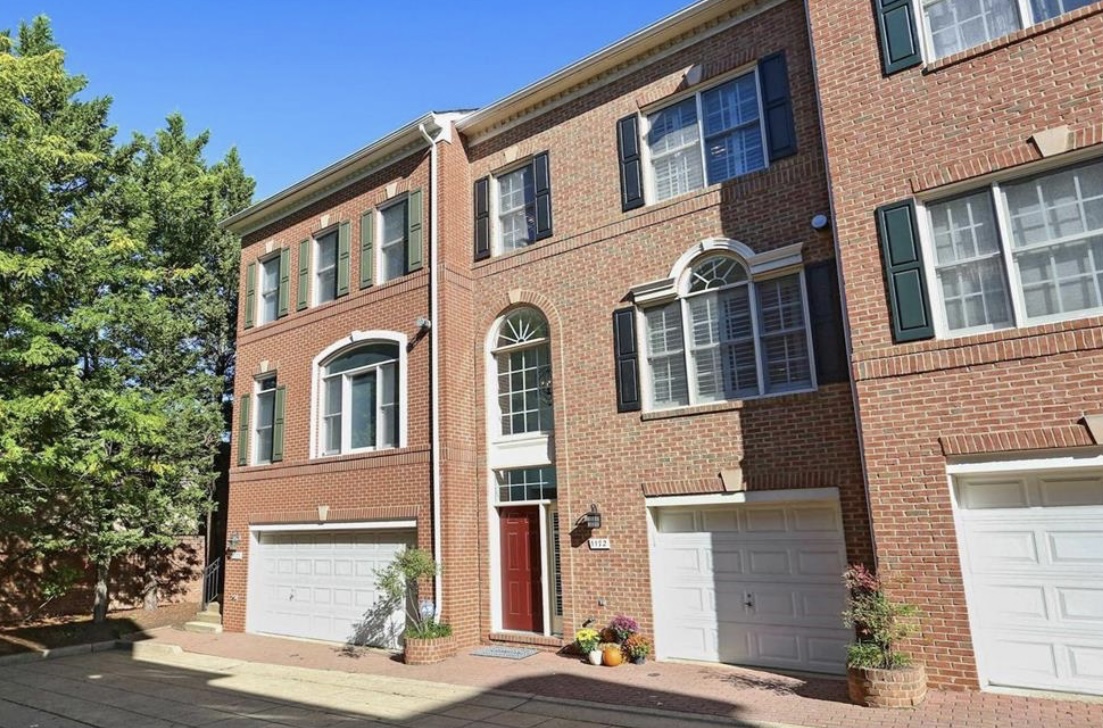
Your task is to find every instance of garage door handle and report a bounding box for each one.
[744,593,754,609]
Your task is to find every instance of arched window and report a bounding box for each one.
[493,307,552,436]
[643,253,812,409]
[319,342,399,455]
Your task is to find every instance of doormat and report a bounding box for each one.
[470,646,539,660]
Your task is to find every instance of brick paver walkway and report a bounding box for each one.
[137,629,1103,728]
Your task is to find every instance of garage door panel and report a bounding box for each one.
[957,472,1103,696]
[652,500,849,674]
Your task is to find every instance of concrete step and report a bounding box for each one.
[182,621,223,634]
[193,611,223,625]
[203,601,221,614]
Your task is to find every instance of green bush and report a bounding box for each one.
[842,564,920,670]
[407,619,453,640]
[375,547,451,640]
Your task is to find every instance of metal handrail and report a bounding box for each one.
[201,557,222,610]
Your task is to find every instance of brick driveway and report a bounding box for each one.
[132,629,1103,728]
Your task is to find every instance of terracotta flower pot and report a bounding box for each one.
[602,645,623,666]
[847,664,927,708]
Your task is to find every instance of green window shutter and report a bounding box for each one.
[237,393,251,466]
[876,199,934,343]
[360,211,374,289]
[271,385,286,463]
[875,0,922,76]
[244,261,256,329]
[297,239,310,311]
[337,221,351,296]
[278,247,291,318]
[406,189,423,273]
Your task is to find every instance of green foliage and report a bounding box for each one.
[0,16,253,621]
[842,564,920,670]
[375,548,447,638]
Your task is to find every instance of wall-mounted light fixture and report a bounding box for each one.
[581,504,602,530]
[227,532,242,552]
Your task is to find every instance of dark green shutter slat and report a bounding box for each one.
[474,177,491,261]
[875,0,922,75]
[617,115,644,212]
[297,239,310,310]
[613,308,641,412]
[360,211,374,288]
[805,259,849,384]
[277,247,291,318]
[407,189,423,272]
[533,152,553,241]
[758,52,797,162]
[244,261,256,329]
[337,222,351,297]
[271,385,286,463]
[236,393,250,466]
[876,199,934,343]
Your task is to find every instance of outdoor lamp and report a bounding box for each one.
[583,504,602,530]
[227,532,241,551]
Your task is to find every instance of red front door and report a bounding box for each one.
[500,506,543,632]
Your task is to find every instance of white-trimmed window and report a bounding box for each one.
[645,70,766,203]
[923,157,1103,335]
[314,229,339,305]
[253,375,277,465]
[497,164,536,253]
[380,200,407,283]
[496,467,557,502]
[918,0,1093,61]
[258,255,281,325]
[494,308,553,436]
[642,254,813,409]
[319,342,399,455]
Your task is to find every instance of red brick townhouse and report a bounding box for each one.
[807,0,1103,695]
[219,0,872,678]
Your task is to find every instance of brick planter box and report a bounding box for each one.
[403,634,457,665]
[847,664,927,708]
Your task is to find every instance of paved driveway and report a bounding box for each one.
[0,647,793,728]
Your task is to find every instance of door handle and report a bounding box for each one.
[744,592,754,609]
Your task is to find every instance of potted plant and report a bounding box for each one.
[622,633,651,665]
[575,627,602,665]
[607,614,639,643]
[376,548,455,665]
[842,564,926,708]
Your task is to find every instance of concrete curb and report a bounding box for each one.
[0,639,121,667]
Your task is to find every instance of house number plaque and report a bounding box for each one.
[588,538,611,550]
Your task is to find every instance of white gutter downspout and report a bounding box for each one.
[418,122,444,621]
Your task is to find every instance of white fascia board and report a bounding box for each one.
[946,451,1103,475]
[249,520,417,533]
[645,487,839,508]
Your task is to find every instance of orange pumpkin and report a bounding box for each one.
[602,644,623,666]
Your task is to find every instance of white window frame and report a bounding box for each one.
[639,64,769,206]
[913,0,1089,63]
[252,375,277,466]
[377,196,408,284]
[257,253,282,326]
[488,308,554,442]
[313,227,340,306]
[917,155,1103,339]
[309,331,408,459]
[632,239,816,412]
[489,157,538,257]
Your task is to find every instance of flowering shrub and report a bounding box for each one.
[608,614,639,642]
[842,564,919,670]
[622,633,651,659]
[575,628,601,653]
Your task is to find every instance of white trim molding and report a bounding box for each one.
[645,486,840,508]
[248,520,417,533]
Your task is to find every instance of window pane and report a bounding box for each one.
[322,376,342,454]
[644,304,689,407]
[756,275,811,391]
[498,165,536,252]
[1031,0,1093,22]
[1005,161,1103,321]
[349,372,376,450]
[924,0,1021,60]
[254,389,275,464]
[260,257,280,324]
[701,74,765,184]
[315,232,338,305]
[495,467,557,502]
[381,202,407,282]
[327,343,399,375]
[380,363,398,448]
[648,98,704,201]
[688,288,758,401]
[496,344,552,435]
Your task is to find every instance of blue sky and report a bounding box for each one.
[7,1,689,200]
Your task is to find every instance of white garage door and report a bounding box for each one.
[249,529,414,647]
[956,471,1103,696]
[650,500,850,674]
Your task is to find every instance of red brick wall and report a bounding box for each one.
[807,0,1103,689]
